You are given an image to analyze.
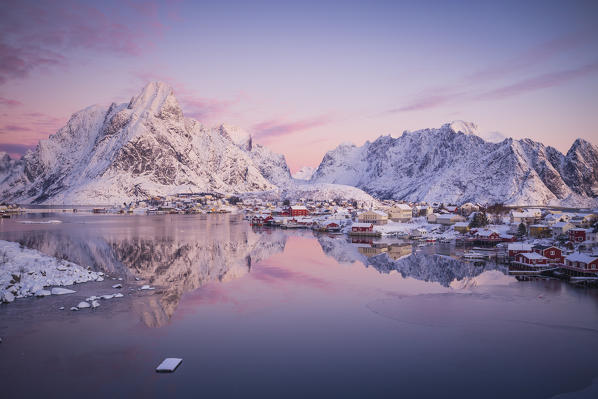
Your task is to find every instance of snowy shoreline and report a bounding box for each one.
[0,240,101,303]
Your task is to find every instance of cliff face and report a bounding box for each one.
[311,121,598,206]
[0,82,283,204]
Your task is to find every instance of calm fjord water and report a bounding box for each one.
[1,214,598,398]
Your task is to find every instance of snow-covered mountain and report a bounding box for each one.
[292,166,315,180]
[310,121,598,206]
[0,82,378,205]
[0,82,291,204]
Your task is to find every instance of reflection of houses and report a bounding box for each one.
[357,243,388,257]
[387,243,412,260]
[358,210,388,225]
[387,204,412,222]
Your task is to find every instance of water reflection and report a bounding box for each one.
[1,215,507,326]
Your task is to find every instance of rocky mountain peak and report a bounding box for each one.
[128,81,182,120]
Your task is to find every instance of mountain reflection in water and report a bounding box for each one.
[0,215,507,327]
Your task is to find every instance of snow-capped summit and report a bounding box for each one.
[311,122,598,206]
[446,120,478,135]
[0,82,282,204]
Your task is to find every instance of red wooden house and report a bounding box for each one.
[507,243,533,258]
[515,252,549,266]
[569,228,588,243]
[352,223,373,233]
[288,206,309,217]
[532,245,563,263]
[564,253,598,272]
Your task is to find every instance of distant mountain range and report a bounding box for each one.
[310,121,598,207]
[0,82,596,206]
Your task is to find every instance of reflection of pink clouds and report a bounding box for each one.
[250,265,331,290]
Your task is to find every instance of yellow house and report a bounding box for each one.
[529,224,551,238]
[387,204,412,222]
[358,210,388,225]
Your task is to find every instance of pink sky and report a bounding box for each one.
[1,1,597,171]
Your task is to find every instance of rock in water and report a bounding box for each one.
[77,301,91,309]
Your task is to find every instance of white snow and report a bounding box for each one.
[51,287,76,295]
[0,240,100,303]
[292,166,315,180]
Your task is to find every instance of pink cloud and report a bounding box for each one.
[386,92,464,113]
[0,111,66,156]
[468,31,592,82]
[252,115,332,140]
[0,0,174,85]
[0,97,22,107]
[131,71,244,122]
[476,62,598,101]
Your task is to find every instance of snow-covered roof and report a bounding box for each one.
[392,204,412,210]
[508,243,532,251]
[518,252,547,260]
[566,253,598,264]
[352,222,373,228]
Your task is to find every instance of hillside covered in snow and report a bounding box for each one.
[310,121,598,206]
[0,84,595,206]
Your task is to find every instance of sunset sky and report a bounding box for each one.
[1,0,597,171]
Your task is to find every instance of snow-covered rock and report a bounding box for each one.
[292,166,316,180]
[77,301,91,309]
[0,240,100,302]
[50,287,76,295]
[310,121,598,206]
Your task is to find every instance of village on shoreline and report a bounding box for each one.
[2,192,598,285]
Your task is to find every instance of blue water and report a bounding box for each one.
[1,214,597,398]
